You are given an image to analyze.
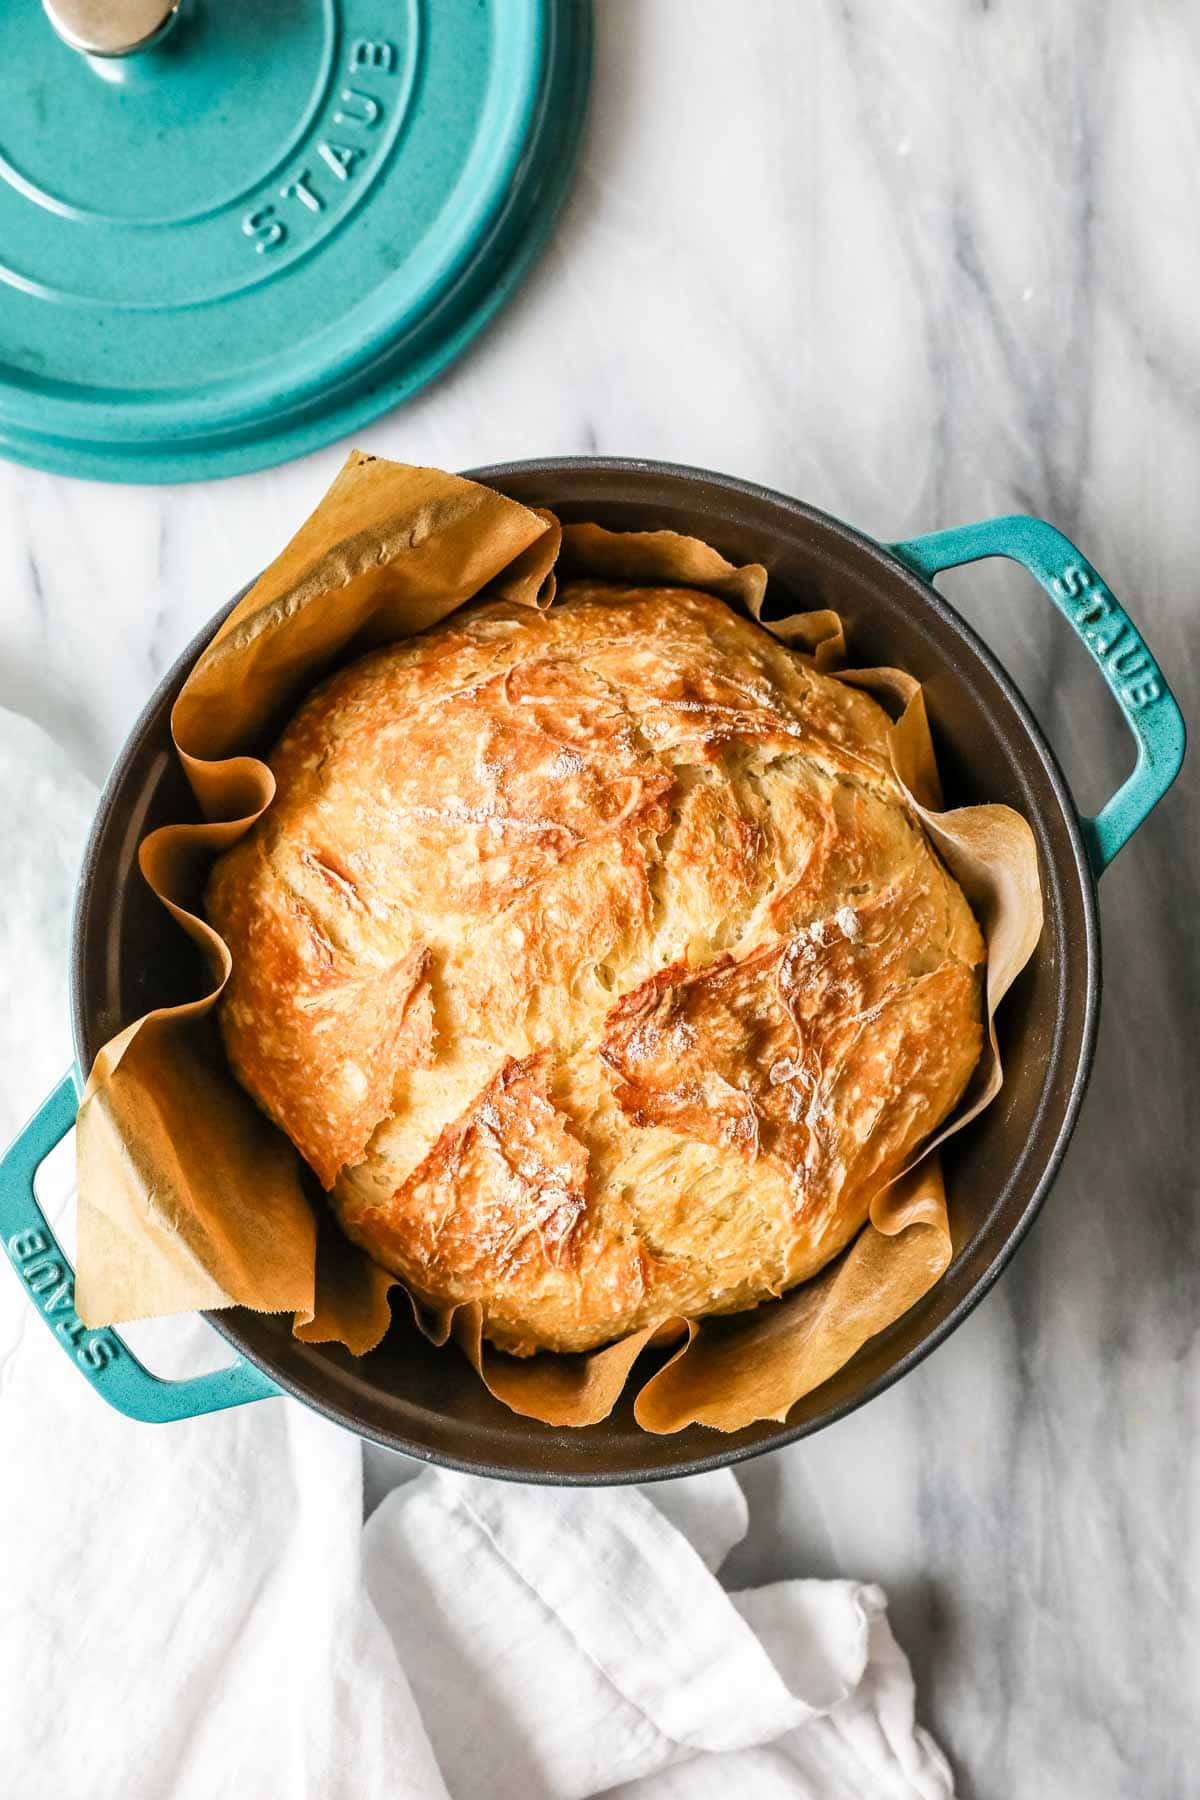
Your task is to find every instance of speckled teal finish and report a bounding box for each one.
[0,0,592,482]
[890,516,1186,874]
[0,1073,279,1419]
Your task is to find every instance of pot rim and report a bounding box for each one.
[71,456,1101,1481]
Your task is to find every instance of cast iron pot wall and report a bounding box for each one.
[72,461,1098,1483]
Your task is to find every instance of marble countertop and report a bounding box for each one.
[2,4,1196,1795]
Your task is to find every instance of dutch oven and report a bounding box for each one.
[0,460,1185,1483]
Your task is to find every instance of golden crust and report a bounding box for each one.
[206,585,985,1354]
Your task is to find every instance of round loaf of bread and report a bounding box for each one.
[206,584,984,1355]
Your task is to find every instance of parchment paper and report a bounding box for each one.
[75,455,1042,1434]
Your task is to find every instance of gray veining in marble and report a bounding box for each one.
[2,4,1197,1795]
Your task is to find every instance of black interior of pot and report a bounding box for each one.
[72,460,1099,1482]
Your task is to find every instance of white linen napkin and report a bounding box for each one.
[364,1472,953,1800]
[0,703,953,1800]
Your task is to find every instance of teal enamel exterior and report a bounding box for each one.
[0,1073,280,1420]
[0,503,1185,1428]
[0,0,592,483]
[889,516,1187,875]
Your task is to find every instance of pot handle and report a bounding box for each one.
[0,1073,281,1421]
[888,515,1186,875]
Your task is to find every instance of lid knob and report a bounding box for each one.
[43,0,181,57]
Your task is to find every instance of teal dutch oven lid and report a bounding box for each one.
[0,0,591,482]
